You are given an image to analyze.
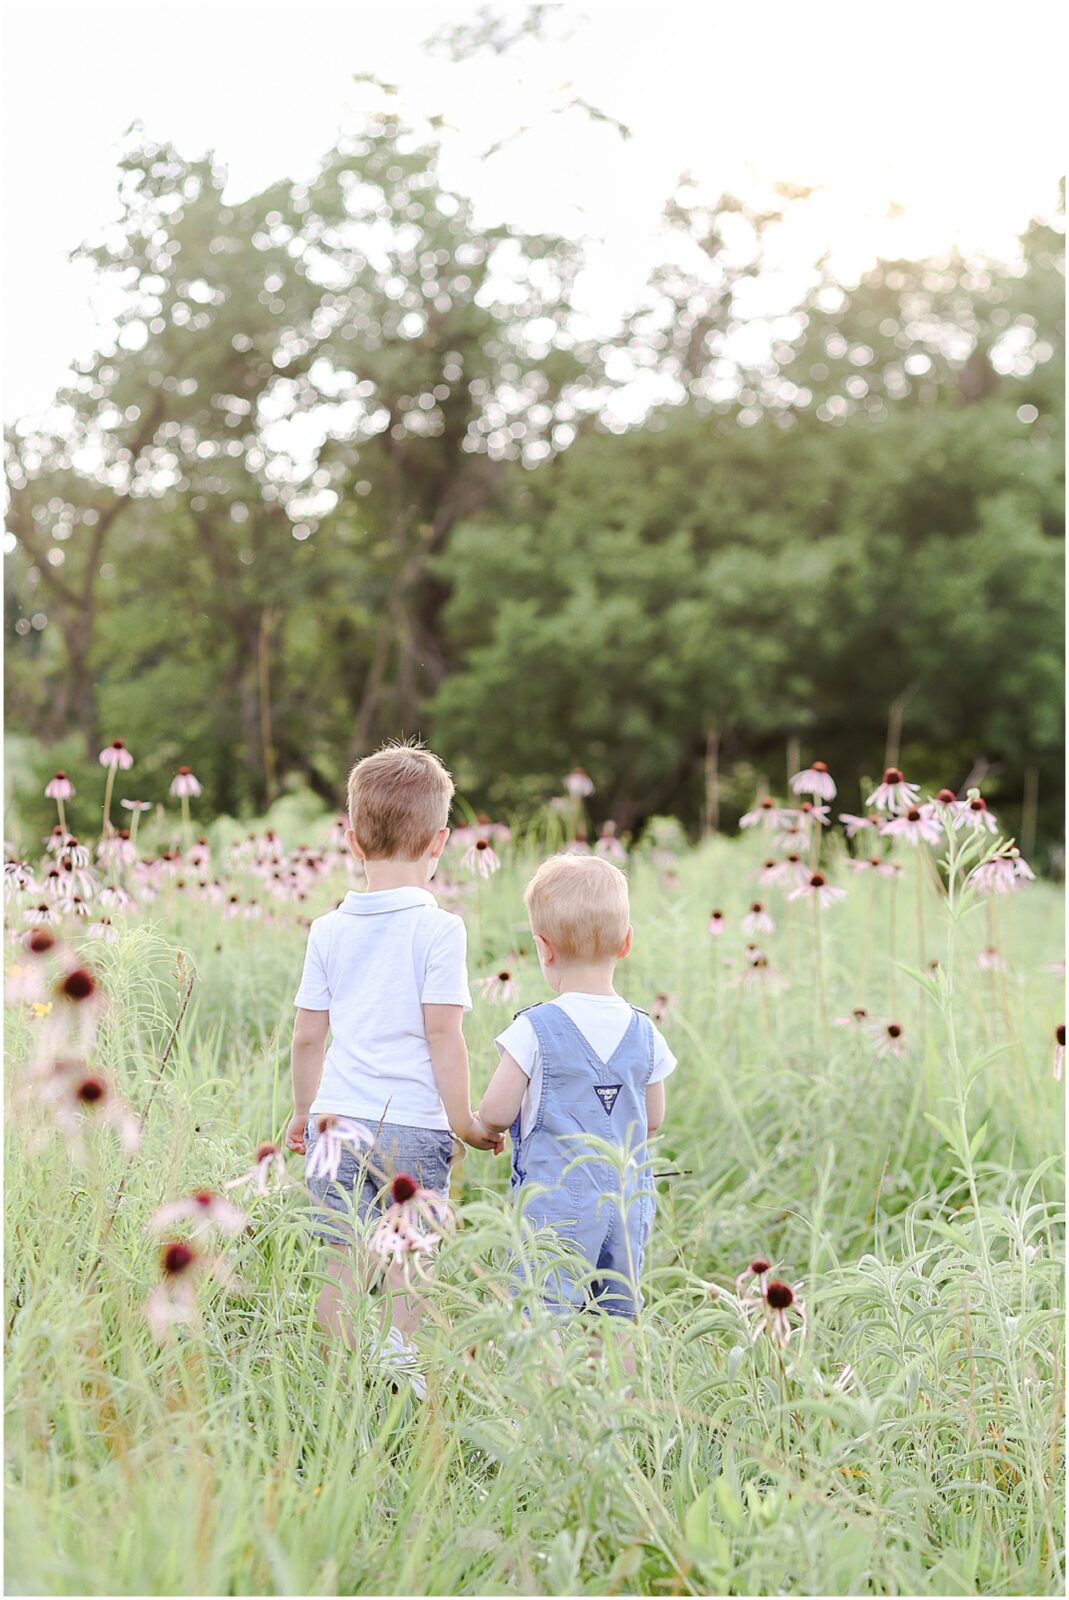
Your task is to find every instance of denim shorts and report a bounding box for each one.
[305,1116,458,1247]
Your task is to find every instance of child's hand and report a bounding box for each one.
[458,1112,506,1154]
[285,1111,309,1154]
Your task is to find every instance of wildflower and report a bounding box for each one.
[305,1115,373,1184]
[790,760,836,801]
[44,772,75,801]
[846,855,900,878]
[737,1273,807,1348]
[87,920,117,943]
[967,855,1035,896]
[149,1190,247,1238]
[733,954,787,991]
[46,826,69,856]
[867,1018,906,1060]
[226,1140,288,1195]
[707,909,725,937]
[1054,1025,1065,1084]
[56,1071,141,1155]
[56,966,97,1005]
[794,801,831,829]
[24,903,53,927]
[462,838,500,878]
[740,797,789,830]
[735,1257,772,1297]
[932,787,959,810]
[144,1240,202,1340]
[833,1007,871,1029]
[4,860,37,897]
[741,902,776,937]
[977,946,1007,972]
[478,969,515,1005]
[839,813,875,839]
[368,1172,454,1279]
[594,821,626,861]
[98,738,133,770]
[789,871,847,909]
[170,767,202,799]
[564,767,595,798]
[650,992,675,1023]
[121,798,152,813]
[866,768,919,814]
[26,928,57,958]
[881,806,942,848]
[953,795,999,834]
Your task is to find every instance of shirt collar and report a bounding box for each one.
[340,887,437,916]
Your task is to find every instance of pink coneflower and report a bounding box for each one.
[368,1172,455,1280]
[737,1272,807,1349]
[1054,1025,1065,1083]
[24,903,53,927]
[846,855,900,878]
[57,1071,141,1155]
[149,1190,247,1238]
[866,768,919,814]
[741,901,776,937]
[735,1257,772,1297]
[306,1115,373,1184]
[867,1018,907,1060]
[87,920,117,943]
[733,954,787,991]
[594,821,626,861]
[880,807,942,848]
[740,797,789,830]
[952,795,999,834]
[144,1240,202,1341]
[477,969,515,1005]
[932,788,959,811]
[99,738,133,771]
[708,909,725,937]
[839,813,875,839]
[45,772,75,801]
[967,855,1035,896]
[98,884,133,912]
[650,992,676,1023]
[789,871,846,909]
[833,1007,871,1029]
[564,767,595,798]
[462,838,500,878]
[977,946,1007,972]
[790,761,837,802]
[4,860,37,897]
[170,767,202,799]
[46,826,69,856]
[226,1140,288,1195]
[59,837,91,869]
[121,798,151,813]
[187,838,211,872]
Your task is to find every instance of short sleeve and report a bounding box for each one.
[649,1025,677,1085]
[293,922,331,1010]
[494,1015,538,1079]
[420,915,473,1009]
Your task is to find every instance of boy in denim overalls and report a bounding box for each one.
[478,854,676,1324]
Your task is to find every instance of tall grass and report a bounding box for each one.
[5,829,1064,1595]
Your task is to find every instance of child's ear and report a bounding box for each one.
[617,925,634,959]
[345,828,365,861]
[429,825,449,860]
[533,932,555,965]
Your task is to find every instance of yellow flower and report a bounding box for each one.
[30,1001,53,1019]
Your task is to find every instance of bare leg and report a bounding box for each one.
[316,1243,372,1351]
[378,1261,432,1342]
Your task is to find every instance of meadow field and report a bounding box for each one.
[4,778,1064,1597]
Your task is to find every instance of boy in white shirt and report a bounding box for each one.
[477,854,675,1331]
[285,742,501,1380]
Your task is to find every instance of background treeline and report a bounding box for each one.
[4,120,1064,857]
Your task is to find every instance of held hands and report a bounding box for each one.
[285,1110,309,1154]
[458,1110,506,1155]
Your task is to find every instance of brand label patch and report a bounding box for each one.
[593,1083,622,1115]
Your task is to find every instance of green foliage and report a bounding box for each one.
[4,834,1064,1595]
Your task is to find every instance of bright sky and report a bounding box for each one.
[2,0,1065,425]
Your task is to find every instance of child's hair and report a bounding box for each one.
[346,741,454,860]
[525,853,630,962]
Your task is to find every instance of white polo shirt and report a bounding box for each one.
[294,887,471,1129]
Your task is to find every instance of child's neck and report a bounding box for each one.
[552,963,618,997]
[361,859,433,892]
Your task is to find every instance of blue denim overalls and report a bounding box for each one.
[509,1000,656,1318]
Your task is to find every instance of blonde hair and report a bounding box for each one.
[524,853,630,962]
[346,742,454,860]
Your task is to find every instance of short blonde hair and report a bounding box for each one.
[524,854,630,962]
[346,742,454,860]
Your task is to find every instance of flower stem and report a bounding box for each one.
[102,765,116,838]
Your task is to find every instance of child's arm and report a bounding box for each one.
[424,1004,504,1152]
[645,1080,666,1136]
[477,1050,529,1139]
[285,1008,330,1152]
